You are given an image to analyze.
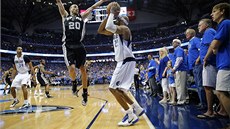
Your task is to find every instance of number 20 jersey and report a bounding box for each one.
[62,15,86,46]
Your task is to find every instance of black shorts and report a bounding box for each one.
[37,75,49,86]
[63,44,86,69]
[5,78,12,86]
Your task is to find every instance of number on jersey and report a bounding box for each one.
[69,22,80,30]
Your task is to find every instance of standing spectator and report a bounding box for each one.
[134,64,140,89]
[172,39,187,105]
[185,28,205,109]
[147,54,158,97]
[197,19,217,118]
[165,60,176,105]
[158,47,170,103]
[204,3,230,123]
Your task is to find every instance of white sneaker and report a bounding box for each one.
[39,92,43,96]
[10,99,19,108]
[118,113,139,126]
[177,100,186,105]
[159,99,167,104]
[134,107,145,117]
[34,92,38,96]
[19,103,31,109]
[168,101,177,105]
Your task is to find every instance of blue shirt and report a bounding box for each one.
[140,70,146,81]
[174,46,187,71]
[200,28,216,66]
[167,69,175,84]
[188,37,201,70]
[168,53,175,67]
[158,56,169,80]
[184,53,189,71]
[148,59,156,79]
[214,19,230,70]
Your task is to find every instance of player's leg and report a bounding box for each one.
[44,78,52,98]
[20,84,30,108]
[3,83,8,95]
[20,73,31,109]
[10,75,20,108]
[117,89,144,117]
[63,45,78,94]
[109,88,138,126]
[80,65,88,106]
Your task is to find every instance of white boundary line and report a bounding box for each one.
[129,92,156,129]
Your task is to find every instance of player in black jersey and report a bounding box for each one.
[56,0,107,106]
[35,59,54,98]
[2,68,13,95]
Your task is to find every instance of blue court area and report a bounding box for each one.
[132,89,229,129]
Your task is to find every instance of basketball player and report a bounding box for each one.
[1,68,13,95]
[98,2,144,126]
[56,0,107,106]
[34,66,42,96]
[10,47,36,109]
[36,59,54,98]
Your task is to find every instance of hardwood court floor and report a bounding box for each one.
[0,85,153,129]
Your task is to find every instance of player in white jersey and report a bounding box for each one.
[98,2,144,126]
[56,0,107,106]
[10,47,36,109]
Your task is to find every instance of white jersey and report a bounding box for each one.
[134,68,140,75]
[13,54,30,74]
[113,34,135,62]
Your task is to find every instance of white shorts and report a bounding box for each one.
[109,61,136,91]
[12,73,30,88]
[202,65,217,87]
[169,83,175,87]
[161,78,169,92]
[216,69,230,92]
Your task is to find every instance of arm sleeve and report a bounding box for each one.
[203,29,215,45]
[173,57,183,70]
[105,13,117,33]
[23,55,30,63]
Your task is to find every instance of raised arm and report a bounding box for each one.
[81,0,107,20]
[56,0,68,17]
[98,17,113,36]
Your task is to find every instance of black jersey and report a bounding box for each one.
[62,14,85,47]
[36,64,44,77]
[5,71,12,82]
